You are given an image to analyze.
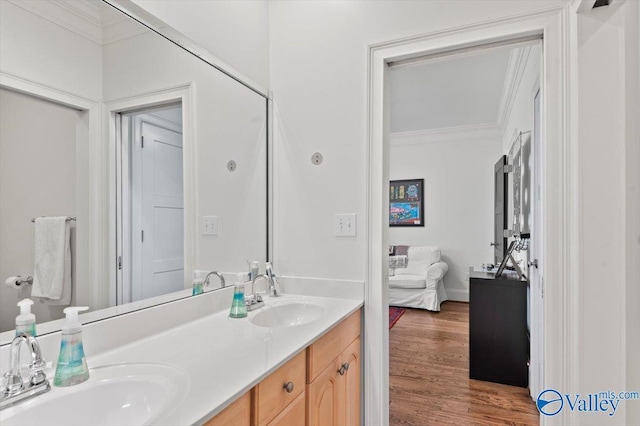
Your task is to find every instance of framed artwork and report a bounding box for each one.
[389,179,424,227]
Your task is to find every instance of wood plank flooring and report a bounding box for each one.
[389,302,539,426]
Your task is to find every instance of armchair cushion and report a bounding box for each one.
[398,246,441,276]
[389,274,426,289]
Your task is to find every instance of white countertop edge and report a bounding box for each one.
[192,300,364,425]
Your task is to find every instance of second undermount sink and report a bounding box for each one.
[251,302,325,328]
[0,363,189,426]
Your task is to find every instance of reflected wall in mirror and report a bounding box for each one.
[0,0,269,335]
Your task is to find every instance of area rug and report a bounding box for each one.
[389,307,406,329]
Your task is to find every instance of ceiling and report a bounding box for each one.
[389,46,513,133]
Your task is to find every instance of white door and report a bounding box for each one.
[132,118,184,301]
[529,88,544,399]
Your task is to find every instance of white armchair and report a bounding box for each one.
[389,246,448,312]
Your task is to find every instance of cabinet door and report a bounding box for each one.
[204,391,250,426]
[267,392,305,426]
[342,337,361,426]
[307,359,341,426]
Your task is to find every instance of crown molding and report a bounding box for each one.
[101,14,148,45]
[8,0,102,44]
[8,0,147,46]
[496,45,532,134]
[390,122,502,146]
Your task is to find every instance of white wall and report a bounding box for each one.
[0,2,100,332]
[389,127,502,301]
[575,2,639,424]
[103,31,267,275]
[0,1,102,101]
[624,3,640,425]
[0,89,83,331]
[131,0,270,89]
[269,0,568,280]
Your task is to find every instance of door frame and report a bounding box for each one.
[366,5,578,426]
[105,83,196,307]
[0,72,104,310]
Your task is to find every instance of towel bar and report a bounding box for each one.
[31,217,76,223]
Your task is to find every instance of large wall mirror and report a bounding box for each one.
[0,0,269,340]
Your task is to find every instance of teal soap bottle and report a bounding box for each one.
[229,274,248,318]
[54,306,90,387]
[16,298,36,337]
[192,271,204,296]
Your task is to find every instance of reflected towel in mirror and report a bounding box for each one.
[31,217,71,305]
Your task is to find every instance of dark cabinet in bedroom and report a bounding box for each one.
[469,271,528,388]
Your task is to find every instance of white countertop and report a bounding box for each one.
[2,293,362,426]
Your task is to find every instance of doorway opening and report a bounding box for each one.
[385,39,543,423]
[115,102,184,305]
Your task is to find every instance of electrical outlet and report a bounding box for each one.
[203,216,218,236]
[335,214,356,237]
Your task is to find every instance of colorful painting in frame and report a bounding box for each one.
[389,179,424,227]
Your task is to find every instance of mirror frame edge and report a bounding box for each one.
[104,0,270,99]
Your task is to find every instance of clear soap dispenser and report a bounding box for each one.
[16,298,36,337]
[54,306,90,387]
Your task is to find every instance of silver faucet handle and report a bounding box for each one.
[29,359,47,386]
[3,371,23,394]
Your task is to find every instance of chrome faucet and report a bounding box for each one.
[246,274,268,311]
[204,271,225,288]
[246,273,281,312]
[1,334,51,410]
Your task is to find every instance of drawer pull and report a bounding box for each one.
[283,381,294,393]
[338,366,346,376]
[343,362,350,371]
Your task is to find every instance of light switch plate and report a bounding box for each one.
[203,216,218,236]
[335,214,356,237]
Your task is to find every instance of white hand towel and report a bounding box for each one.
[31,217,71,305]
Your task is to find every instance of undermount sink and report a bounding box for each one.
[251,302,325,328]
[0,363,189,426]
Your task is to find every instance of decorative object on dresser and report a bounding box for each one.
[388,246,448,311]
[469,270,528,387]
[389,179,424,226]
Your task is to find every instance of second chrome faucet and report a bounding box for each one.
[246,273,280,312]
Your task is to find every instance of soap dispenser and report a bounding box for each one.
[229,273,248,318]
[16,298,36,337]
[54,306,90,387]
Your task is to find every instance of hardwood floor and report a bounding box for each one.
[389,302,539,426]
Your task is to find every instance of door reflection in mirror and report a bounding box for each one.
[117,104,184,304]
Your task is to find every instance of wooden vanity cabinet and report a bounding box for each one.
[204,391,251,426]
[205,309,361,426]
[307,311,361,426]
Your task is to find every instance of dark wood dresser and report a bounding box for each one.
[469,270,528,387]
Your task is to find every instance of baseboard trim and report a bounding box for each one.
[446,289,469,302]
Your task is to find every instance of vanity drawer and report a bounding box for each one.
[254,350,306,426]
[307,309,361,383]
